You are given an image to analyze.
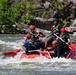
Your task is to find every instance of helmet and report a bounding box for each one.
[29,25,35,30]
[60,28,66,33]
[25,33,30,39]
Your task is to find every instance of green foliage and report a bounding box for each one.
[0,0,21,25]
[53,0,62,11]
[25,2,34,12]
[41,11,46,19]
[0,0,34,33]
[23,1,34,25]
[0,0,34,24]
[59,18,66,27]
[53,0,67,27]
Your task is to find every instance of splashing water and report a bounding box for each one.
[0,34,76,75]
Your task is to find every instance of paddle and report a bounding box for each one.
[53,33,76,51]
[53,34,65,43]
[4,49,20,57]
[41,50,51,59]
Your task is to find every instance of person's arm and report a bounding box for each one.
[38,32,45,37]
[67,39,71,44]
[24,37,27,42]
[22,41,29,50]
[46,47,55,51]
[66,34,71,44]
[22,46,27,50]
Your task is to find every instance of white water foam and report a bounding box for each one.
[0,40,23,49]
[0,39,76,71]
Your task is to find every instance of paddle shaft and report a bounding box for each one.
[53,33,67,44]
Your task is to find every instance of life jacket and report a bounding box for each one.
[59,33,70,53]
[60,34,65,41]
[60,33,69,42]
[30,31,39,40]
[27,41,38,51]
[51,24,62,35]
[51,25,59,32]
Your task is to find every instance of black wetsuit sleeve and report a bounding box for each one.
[66,34,70,39]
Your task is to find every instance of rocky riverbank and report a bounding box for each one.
[0,0,76,34]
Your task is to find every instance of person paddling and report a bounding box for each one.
[45,18,62,47]
[59,28,71,44]
[24,33,30,42]
[51,18,62,36]
[24,25,45,42]
[22,35,43,54]
[47,40,64,58]
[55,28,71,57]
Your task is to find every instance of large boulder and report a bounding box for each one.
[66,19,76,33]
[66,26,76,33]
[33,17,54,30]
[43,1,51,9]
[73,32,76,36]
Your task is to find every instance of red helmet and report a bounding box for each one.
[25,33,30,39]
[60,28,66,33]
[29,25,35,30]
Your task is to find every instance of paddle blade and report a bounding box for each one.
[4,52,17,57]
[41,51,51,59]
[66,51,76,59]
[4,49,20,57]
[68,44,76,51]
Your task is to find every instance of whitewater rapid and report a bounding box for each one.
[0,34,76,75]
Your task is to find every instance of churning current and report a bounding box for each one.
[0,34,76,75]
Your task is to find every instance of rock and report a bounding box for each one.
[66,19,76,33]
[43,1,50,9]
[33,17,54,30]
[59,0,64,2]
[70,0,76,4]
[34,4,44,9]
[66,26,76,32]
[71,19,76,26]
[73,32,76,36]
[10,0,76,32]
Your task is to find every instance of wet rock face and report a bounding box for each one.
[32,17,54,30]
[66,19,76,33]
[16,0,76,20]
[73,32,76,36]
[12,0,76,31]
[31,0,76,30]
[66,27,76,33]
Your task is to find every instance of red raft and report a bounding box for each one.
[44,43,76,59]
[4,49,51,59]
[4,44,76,59]
[20,53,40,59]
[66,44,76,59]
[20,50,51,59]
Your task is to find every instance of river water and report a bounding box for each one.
[0,34,76,75]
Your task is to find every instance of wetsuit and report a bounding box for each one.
[47,45,64,58]
[59,33,71,57]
